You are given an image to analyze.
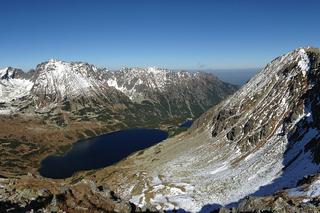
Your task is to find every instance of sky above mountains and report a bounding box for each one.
[1,0,320,70]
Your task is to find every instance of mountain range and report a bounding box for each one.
[0,60,236,124]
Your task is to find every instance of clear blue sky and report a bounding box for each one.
[1,0,320,70]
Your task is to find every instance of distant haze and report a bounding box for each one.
[205,68,260,85]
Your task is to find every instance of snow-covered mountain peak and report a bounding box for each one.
[0,67,33,113]
[0,67,10,79]
[48,58,61,63]
[43,59,71,74]
[297,48,310,76]
[219,47,312,110]
[146,66,168,75]
[40,59,99,75]
[31,60,103,102]
[0,67,18,80]
[119,67,170,75]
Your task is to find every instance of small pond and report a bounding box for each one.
[180,119,193,128]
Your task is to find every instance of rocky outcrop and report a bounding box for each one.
[218,195,320,213]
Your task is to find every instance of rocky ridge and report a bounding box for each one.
[0,60,236,126]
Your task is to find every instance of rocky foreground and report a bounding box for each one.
[0,175,133,213]
[1,174,320,213]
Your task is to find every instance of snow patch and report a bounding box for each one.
[298,48,310,76]
[210,164,229,175]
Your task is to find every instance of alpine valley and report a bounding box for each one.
[2,47,320,213]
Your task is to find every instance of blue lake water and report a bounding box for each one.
[39,128,168,179]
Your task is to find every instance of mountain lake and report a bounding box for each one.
[39,128,168,179]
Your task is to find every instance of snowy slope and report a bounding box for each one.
[105,67,202,101]
[0,67,33,114]
[0,60,111,114]
[32,59,104,99]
